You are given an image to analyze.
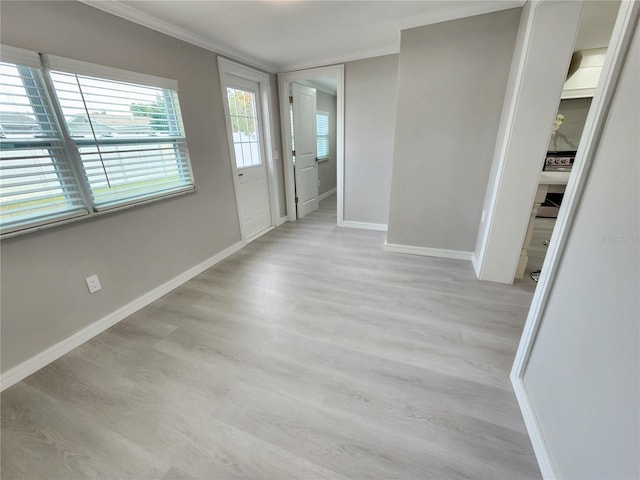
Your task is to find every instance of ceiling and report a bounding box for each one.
[81,0,523,72]
[300,78,338,96]
[574,1,620,51]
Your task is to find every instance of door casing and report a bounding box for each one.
[218,57,280,241]
[278,65,344,224]
[507,3,639,479]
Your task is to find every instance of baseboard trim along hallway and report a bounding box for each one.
[319,187,337,201]
[339,220,388,231]
[511,376,559,478]
[0,240,245,392]
[384,242,473,261]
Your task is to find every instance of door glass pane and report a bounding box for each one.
[226,87,262,169]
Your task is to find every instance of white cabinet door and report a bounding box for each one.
[292,83,319,219]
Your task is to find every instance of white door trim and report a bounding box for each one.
[218,57,280,241]
[510,3,639,479]
[278,65,344,224]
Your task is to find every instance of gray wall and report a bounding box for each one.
[548,98,592,152]
[523,21,639,479]
[269,74,287,218]
[386,9,521,251]
[316,90,337,196]
[0,1,282,372]
[344,54,398,226]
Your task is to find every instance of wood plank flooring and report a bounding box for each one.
[1,195,541,479]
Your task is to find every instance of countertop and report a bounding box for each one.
[539,171,571,185]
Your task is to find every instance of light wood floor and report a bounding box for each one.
[1,195,541,479]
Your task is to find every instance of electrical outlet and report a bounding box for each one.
[85,274,102,294]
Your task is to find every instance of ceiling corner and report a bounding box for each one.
[78,0,278,73]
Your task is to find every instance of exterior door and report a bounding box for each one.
[225,75,272,239]
[292,83,319,218]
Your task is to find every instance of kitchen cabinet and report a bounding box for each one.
[516,171,571,279]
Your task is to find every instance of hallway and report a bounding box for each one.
[2,195,540,479]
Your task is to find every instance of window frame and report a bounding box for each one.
[316,110,330,160]
[0,46,196,238]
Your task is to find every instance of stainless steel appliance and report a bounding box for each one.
[544,151,576,172]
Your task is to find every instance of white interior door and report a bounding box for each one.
[225,75,272,239]
[292,83,319,218]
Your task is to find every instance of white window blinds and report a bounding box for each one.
[316,112,329,158]
[0,47,195,236]
[50,71,194,210]
[0,61,87,234]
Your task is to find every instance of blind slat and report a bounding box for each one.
[50,69,193,210]
[316,112,330,158]
[1,61,86,233]
[92,182,193,206]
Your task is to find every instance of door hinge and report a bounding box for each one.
[295,196,299,204]
[292,149,296,156]
[289,96,293,104]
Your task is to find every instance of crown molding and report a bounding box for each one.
[79,0,526,74]
[279,0,525,72]
[279,45,400,73]
[78,0,277,73]
[397,0,526,31]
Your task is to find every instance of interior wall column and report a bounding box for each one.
[473,0,584,283]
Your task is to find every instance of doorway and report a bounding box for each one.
[278,66,344,223]
[524,2,620,282]
[474,0,623,285]
[218,58,279,241]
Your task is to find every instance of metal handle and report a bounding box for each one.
[238,173,243,177]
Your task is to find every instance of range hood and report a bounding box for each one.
[562,48,607,99]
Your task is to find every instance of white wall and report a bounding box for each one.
[523,20,639,478]
[386,9,521,253]
[473,1,584,283]
[344,54,398,226]
[0,1,282,373]
[316,90,337,196]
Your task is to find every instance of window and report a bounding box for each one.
[226,86,262,168]
[0,47,194,236]
[50,70,193,209]
[0,53,88,233]
[316,111,329,158]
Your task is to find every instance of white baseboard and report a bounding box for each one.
[471,251,482,277]
[339,220,388,232]
[384,242,472,261]
[511,375,558,479]
[277,215,289,226]
[246,226,275,243]
[0,240,245,392]
[318,187,337,201]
